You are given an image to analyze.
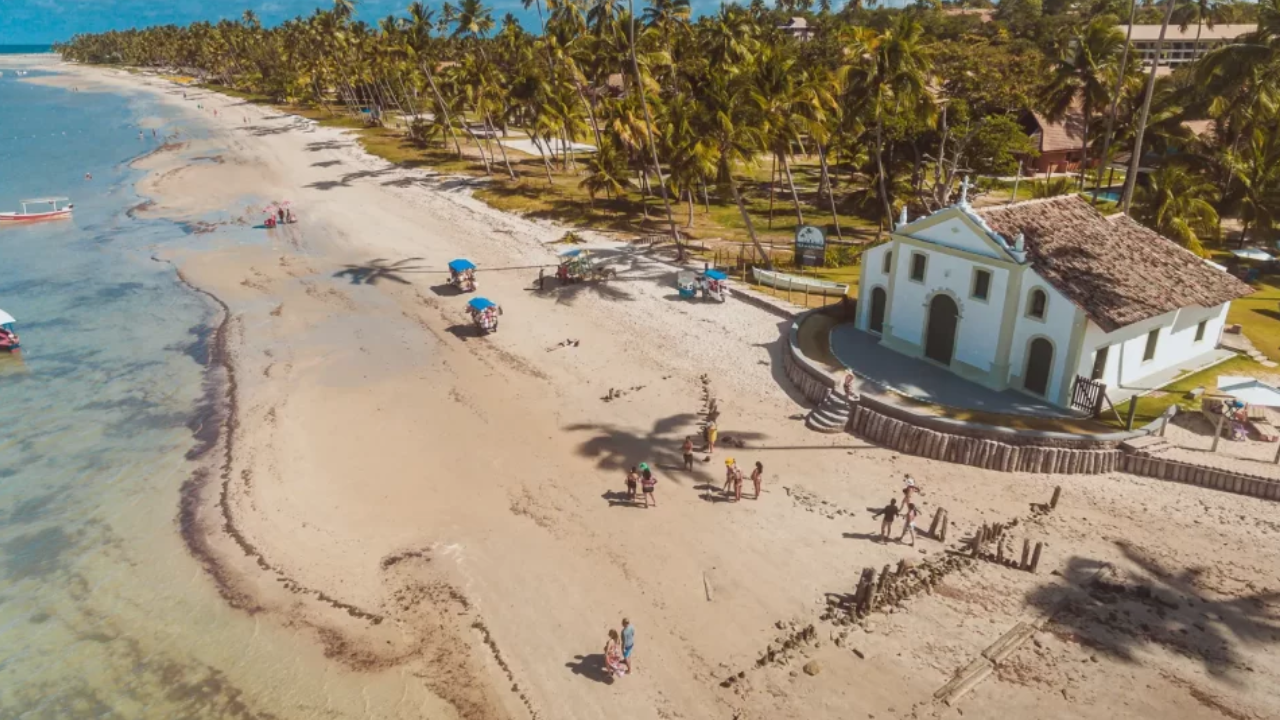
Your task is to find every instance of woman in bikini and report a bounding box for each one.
[604,629,627,680]
[751,462,764,499]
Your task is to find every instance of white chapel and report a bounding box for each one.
[855,191,1253,410]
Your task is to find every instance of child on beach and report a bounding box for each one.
[751,462,764,499]
[872,499,899,542]
[682,437,694,471]
[899,502,921,546]
[639,464,656,508]
[625,466,639,502]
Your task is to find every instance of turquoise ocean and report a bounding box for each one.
[0,64,357,718]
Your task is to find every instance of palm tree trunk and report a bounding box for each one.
[1122,0,1177,214]
[701,177,711,213]
[817,141,843,241]
[686,188,695,227]
[1078,102,1091,191]
[781,152,804,226]
[768,153,777,228]
[486,111,516,179]
[725,157,774,271]
[419,61,463,156]
[628,0,682,258]
[874,120,893,227]
[1093,0,1137,202]
[534,135,555,184]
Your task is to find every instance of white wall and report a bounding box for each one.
[1076,303,1230,390]
[886,243,1009,373]
[907,215,1007,260]
[858,243,891,332]
[1007,273,1078,402]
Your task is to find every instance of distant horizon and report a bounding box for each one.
[0,0,916,46]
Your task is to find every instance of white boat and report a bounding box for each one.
[752,267,849,296]
[0,197,74,222]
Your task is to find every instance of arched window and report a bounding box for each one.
[1028,288,1048,319]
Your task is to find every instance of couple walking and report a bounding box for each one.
[603,618,636,681]
[624,464,657,507]
[872,475,924,546]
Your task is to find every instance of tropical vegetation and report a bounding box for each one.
[53,0,1280,260]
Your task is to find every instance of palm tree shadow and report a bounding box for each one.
[334,257,429,285]
[565,413,769,490]
[1026,541,1280,681]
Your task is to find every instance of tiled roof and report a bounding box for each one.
[1029,110,1085,153]
[975,195,1253,332]
[1121,23,1255,42]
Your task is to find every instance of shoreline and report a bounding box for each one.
[28,59,1280,720]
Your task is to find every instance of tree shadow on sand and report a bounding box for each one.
[334,258,429,285]
[566,413,768,491]
[1027,541,1280,682]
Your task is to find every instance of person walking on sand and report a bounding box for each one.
[705,422,718,453]
[722,459,738,498]
[682,437,694,471]
[899,502,921,546]
[751,461,764,499]
[604,629,627,680]
[625,466,639,503]
[902,475,923,508]
[621,618,636,674]
[872,499,899,542]
[639,464,656,508]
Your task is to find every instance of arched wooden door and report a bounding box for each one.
[1024,338,1054,396]
[924,295,959,366]
[869,287,887,334]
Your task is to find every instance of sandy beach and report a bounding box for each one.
[28,61,1280,720]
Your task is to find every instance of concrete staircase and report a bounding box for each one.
[1119,434,1173,456]
[806,389,853,433]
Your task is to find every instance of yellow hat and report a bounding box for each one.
[725,458,735,465]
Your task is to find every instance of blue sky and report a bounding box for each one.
[0,0,543,45]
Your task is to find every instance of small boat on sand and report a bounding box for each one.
[0,197,74,222]
[752,267,849,296]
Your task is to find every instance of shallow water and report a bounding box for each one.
[0,67,407,720]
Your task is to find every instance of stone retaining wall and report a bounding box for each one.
[848,405,1124,475]
[1121,454,1280,501]
[783,343,835,405]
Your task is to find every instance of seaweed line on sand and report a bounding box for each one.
[158,255,386,627]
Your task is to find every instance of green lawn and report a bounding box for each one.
[1109,354,1267,428]
[1228,281,1280,362]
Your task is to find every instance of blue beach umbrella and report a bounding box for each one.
[448,258,476,272]
[468,297,496,312]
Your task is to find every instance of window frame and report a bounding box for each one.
[970,267,992,302]
[1143,328,1160,363]
[882,250,892,274]
[908,252,927,283]
[1026,287,1048,320]
[1194,319,1208,343]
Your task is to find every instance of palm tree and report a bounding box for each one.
[626,0,682,255]
[1224,122,1280,246]
[1173,0,1221,56]
[408,2,464,157]
[1040,17,1126,191]
[1121,0,1178,214]
[841,17,933,227]
[1135,163,1219,255]
[580,137,630,211]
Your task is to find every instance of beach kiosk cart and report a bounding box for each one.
[0,308,19,352]
[677,270,698,299]
[467,297,501,334]
[448,258,478,292]
[703,269,730,303]
[556,248,591,284]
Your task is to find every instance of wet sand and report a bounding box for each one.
[28,61,1280,720]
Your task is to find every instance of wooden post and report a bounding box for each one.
[996,539,1005,564]
[787,278,793,304]
[896,558,909,576]
[1125,397,1139,431]
[1020,539,1031,570]
[928,507,944,538]
[1272,439,1280,464]
[939,512,948,543]
[1212,410,1225,453]
[1029,542,1043,573]
[1049,486,1062,510]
